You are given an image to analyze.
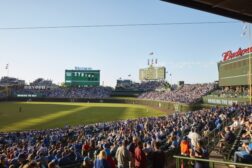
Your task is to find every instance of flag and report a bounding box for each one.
[149,52,154,55]
[5,64,8,70]
[241,22,248,37]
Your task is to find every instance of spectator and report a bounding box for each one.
[128,136,138,167]
[24,161,39,168]
[180,136,190,156]
[103,144,115,168]
[234,142,252,163]
[82,157,93,168]
[219,126,235,150]
[188,128,201,148]
[180,136,190,168]
[230,117,241,131]
[18,153,29,168]
[0,155,6,168]
[82,141,91,157]
[152,141,165,168]
[134,141,146,168]
[115,140,132,168]
[94,150,109,168]
[192,140,209,168]
[48,161,57,168]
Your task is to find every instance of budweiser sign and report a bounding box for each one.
[222,46,252,61]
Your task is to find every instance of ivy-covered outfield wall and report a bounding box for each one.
[2,97,202,112]
[109,98,202,112]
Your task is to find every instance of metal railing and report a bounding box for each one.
[60,162,82,168]
[201,108,242,153]
[174,155,252,168]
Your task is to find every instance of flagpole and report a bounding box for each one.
[7,65,9,77]
[6,64,9,77]
[170,73,172,85]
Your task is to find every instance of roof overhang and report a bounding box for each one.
[161,0,252,23]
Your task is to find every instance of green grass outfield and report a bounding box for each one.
[0,102,168,132]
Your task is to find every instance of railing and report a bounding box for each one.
[174,155,252,168]
[201,108,239,153]
[201,117,231,152]
[202,127,220,152]
[60,162,82,168]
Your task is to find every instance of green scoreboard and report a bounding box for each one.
[65,67,100,87]
[218,46,252,86]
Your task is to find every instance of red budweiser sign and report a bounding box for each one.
[222,46,252,61]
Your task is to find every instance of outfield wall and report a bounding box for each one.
[203,95,249,105]
[1,97,202,112]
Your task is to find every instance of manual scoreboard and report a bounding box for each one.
[65,67,100,87]
[218,47,252,86]
[139,65,166,81]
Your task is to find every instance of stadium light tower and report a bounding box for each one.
[166,71,172,84]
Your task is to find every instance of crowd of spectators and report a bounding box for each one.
[210,87,249,98]
[137,81,168,91]
[232,112,252,163]
[11,87,113,99]
[116,81,168,92]
[138,83,215,104]
[0,103,248,168]
[12,81,169,99]
[48,87,113,99]
[29,79,53,87]
[0,77,25,87]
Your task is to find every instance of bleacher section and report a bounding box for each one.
[113,81,169,97]
[1,103,249,168]
[139,83,215,104]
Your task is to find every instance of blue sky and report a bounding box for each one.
[0,0,250,87]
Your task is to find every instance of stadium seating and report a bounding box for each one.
[0,103,250,168]
[139,83,215,104]
[11,86,113,99]
[115,81,168,92]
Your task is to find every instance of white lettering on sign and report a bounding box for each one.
[74,67,92,70]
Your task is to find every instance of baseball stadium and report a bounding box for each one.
[0,1,252,168]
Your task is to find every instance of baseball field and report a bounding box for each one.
[0,101,167,132]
